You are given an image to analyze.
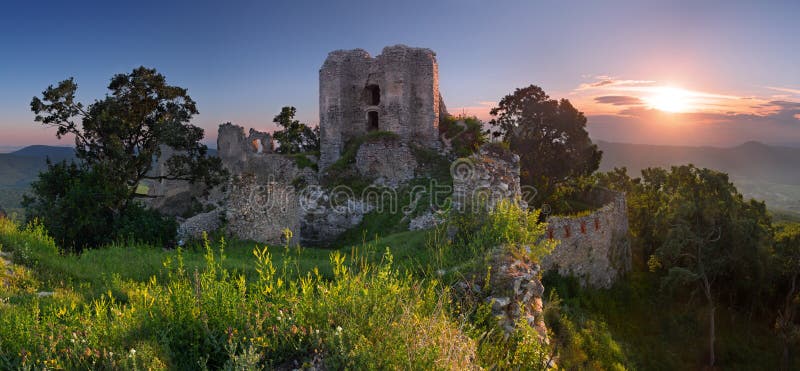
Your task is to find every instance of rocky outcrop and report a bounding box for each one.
[355,135,417,188]
[408,211,444,231]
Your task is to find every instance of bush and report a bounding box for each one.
[22,162,126,251]
[440,115,487,157]
[447,199,557,264]
[114,203,178,246]
[22,161,177,252]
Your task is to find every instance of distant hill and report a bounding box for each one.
[0,145,218,211]
[598,141,800,216]
[11,145,76,163]
[0,146,77,188]
[0,146,78,211]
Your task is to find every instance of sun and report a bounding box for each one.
[645,87,693,113]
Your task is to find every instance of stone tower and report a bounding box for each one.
[318,45,446,169]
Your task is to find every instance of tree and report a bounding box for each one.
[488,85,601,205]
[646,165,772,367]
[27,67,224,250]
[272,106,319,154]
[774,223,800,370]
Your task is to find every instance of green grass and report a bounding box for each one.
[1,204,794,369]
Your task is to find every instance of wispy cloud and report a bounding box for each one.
[570,75,800,146]
[576,75,656,91]
[766,86,800,96]
[594,95,644,106]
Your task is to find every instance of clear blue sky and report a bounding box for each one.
[1,0,799,149]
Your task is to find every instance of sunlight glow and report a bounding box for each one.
[644,87,693,113]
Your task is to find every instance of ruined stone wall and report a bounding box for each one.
[454,247,548,341]
[542,188,631,288]
[217,123,315,244]
[354,135,417,188]
[452,145,524,212]
[226,174,300,245]
[452,145,630,288]
[319,45,443,169]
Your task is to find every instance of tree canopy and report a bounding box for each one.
[272,106,319,154]
[26,67,224,250]
[30,66,225,194]
[488,85,601,205]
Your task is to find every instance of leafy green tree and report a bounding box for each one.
[774,223,800,370]
[488,85,602,205]
[272,106,319,154]
[645,165,772,367]
[27,67,224,250]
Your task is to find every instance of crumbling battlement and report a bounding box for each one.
[542,188,631,288]
[319,45,447,169]
[452,145,631,288]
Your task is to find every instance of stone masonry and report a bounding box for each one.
[452,145,525,212]
[453,145,631,288]
[319,45,447,169]
[542,188,631,288]
[354,135,417,188]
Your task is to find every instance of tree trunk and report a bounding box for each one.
[780,273,798,371]
[782,342,789,371]
[702,274,716,367]
[709,303,716,367]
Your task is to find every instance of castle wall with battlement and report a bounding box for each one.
[542,188,631,288]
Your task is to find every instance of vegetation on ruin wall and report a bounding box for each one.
[322,131,399,192]
[439,115,487,157]
[333,143,453,245]
[287,152,319,172]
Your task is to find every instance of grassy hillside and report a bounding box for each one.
[0,212,567,369]
[598,141,800,216]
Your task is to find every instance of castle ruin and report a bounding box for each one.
[318,45,447,169]
[161,44,631,288]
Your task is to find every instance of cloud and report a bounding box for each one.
[594,95,644,106]
[588,100,800,147]
[766,86,800,96]
[576,76,656,91]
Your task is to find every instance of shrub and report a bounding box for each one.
[114,203,178,246]
[22,161,177,252]
[447,199,557,263]
[440,115,487,157]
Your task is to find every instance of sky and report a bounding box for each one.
[1,0,799,150]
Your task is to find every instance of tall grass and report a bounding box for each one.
[0,220,479,369]
[0,203,571,369]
